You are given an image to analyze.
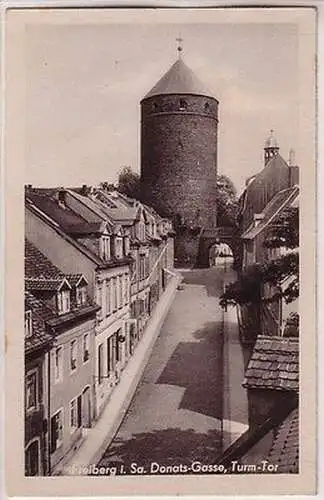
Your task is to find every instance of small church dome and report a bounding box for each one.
[265,129,279,149]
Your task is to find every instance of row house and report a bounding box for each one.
[237,133,299,343]
[25,240,99,474]
[24,291,53,476]
[25,188,132,420]
[69,186,175,347]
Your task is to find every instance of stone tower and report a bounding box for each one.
[140,55,219,266]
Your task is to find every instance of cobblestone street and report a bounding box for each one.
[98,265,249,473]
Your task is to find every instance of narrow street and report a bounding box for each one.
[98,265,249,473]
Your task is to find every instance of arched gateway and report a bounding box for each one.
[195,227,242,269]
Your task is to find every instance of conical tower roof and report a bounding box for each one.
[143,59,214,100]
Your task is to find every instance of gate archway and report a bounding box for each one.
[195,227,242,269]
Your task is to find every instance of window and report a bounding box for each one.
[204,102,210,112]
[118,276,123,307]
[179,99,187,110]
[83,334,90,363]
[107,335,116,376]
[122,275,128,305]
[124,237,130,256]
[57,289,70,315]
[70,340,77,372]
[51,410,63,453]
[26,371,37,411]
[115,331,120,362]
[98,344,104,384]
[70,398,77,431]
[101,236,110,261]
[113,278,118,311]
[54,347,63,382]
[125,274,130,304]
[137,222,145,241]
[70,397,82,432]
[115,237,123,259]
[106,280,111,316]
[96,282,103,320]
[24,310,33,337]
[76,286,87,307]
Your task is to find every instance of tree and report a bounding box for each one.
[117,166,141,200]
[216,174,239,228]
[220,205,299,309]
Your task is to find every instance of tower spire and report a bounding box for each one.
[176,36,183,59]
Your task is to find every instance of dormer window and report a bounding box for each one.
[76,285,87,307]
[137,221,145,241]
[124,236,130,256]
[25,310,33,338]
[179,99,187,111]
[115,237,123,260]
[57,289,70,315]
[101,236,110,261]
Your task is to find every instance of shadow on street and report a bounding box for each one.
[157,321,225,420]
[98,427,229,471]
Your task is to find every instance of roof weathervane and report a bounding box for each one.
[176,37,183,59]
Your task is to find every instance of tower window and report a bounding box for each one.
[204,102,210,112]
[152,102,158,112]
[179,99,187,111]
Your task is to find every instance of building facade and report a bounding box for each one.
[24,291,53,476]
[25,240,99,473]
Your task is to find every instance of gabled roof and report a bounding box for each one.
[143,59,215,100]
[267,407,299,473]
[25,277,71,292]
[242,186,299,240]
[243,335,299,392]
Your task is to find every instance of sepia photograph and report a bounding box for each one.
[4,5,317,497]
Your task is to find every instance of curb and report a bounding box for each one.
[61,274,182,474]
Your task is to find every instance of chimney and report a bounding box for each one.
[57,188,66,209]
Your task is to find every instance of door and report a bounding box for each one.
[25,440,40,476]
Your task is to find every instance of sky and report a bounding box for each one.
[25,19,299,192]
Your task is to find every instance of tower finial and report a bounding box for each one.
[176,37,183,59]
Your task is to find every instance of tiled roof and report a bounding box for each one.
[243,335,299,392]
[26,189,90,230]
[143,59,214,100]
[25,239,63,279]
[25,277,70,292]
[25,291,54,354]
[65,221,107,235]
[242,186,299,240]
[267,408,299,473]
[25,240,86,290]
